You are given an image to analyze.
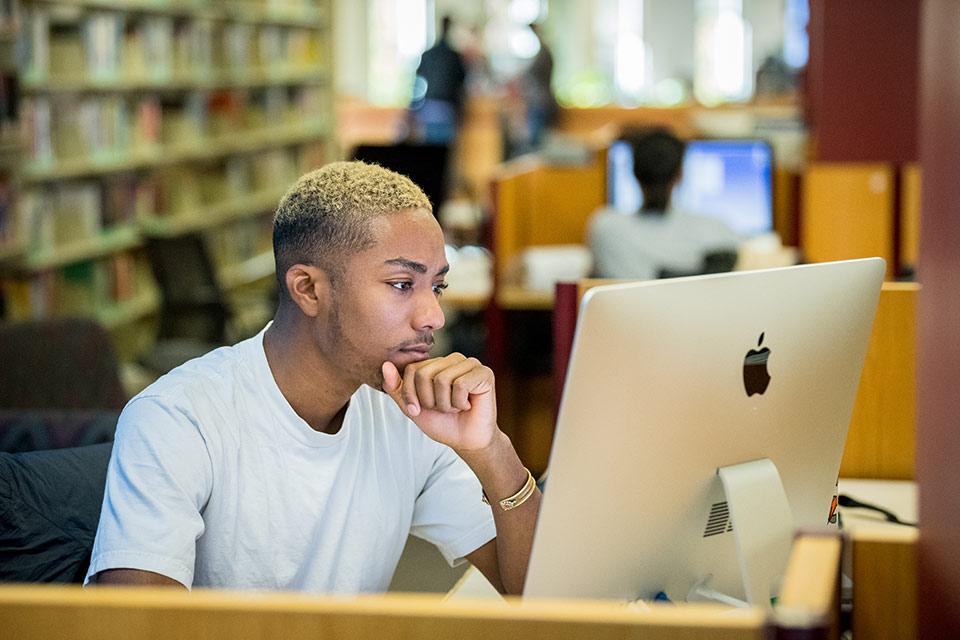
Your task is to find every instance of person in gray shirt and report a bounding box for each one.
[589,128,741,280]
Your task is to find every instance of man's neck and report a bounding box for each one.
[262,315,357,435]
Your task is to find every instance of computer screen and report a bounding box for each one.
[524,258,885,605]
[606,138,774,237]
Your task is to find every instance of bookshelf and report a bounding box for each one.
[0,0,333,349]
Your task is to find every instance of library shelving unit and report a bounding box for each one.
[0,0,333,356]
[0,3,20,304]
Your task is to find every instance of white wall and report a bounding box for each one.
[333,0,368,98]
[333,0,790,104]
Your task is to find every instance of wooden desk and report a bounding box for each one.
[0,533,845,640]
[836,478,918,640]
[0,585,768,640]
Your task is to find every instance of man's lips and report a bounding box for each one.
[395,343,433,363]
[397,344,432,355]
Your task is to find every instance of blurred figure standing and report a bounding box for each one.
[409,16,467,144]
[520,23,558,151]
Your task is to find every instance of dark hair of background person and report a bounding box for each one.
[623,128,686,213]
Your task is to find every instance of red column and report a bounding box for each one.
[917,0,960,633]
[806,0,920,163]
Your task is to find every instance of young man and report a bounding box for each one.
[588,127,741,279]
[86,161,541,595]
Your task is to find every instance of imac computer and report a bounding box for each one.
[523,258,885,606]
[606,138,774,237]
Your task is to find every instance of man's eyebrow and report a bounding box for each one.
[384,258,449,277]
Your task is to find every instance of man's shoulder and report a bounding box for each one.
[589,206,623,226]
[132,337,258,409]
[589,207,642,236]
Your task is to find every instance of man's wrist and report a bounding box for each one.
[455,428,512,469]
[457,429,530,504]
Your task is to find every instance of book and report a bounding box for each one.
[22,96,53,164]
[0,0,21,34]
[18,187,53,251]
[133,96,161,151]
[52,181,101,246]
[22,5,49,81]
[84,11,124,82]
[142,15,173,81]
[0,176,11,247]
[58,260,102,314]
[50,21,84,79]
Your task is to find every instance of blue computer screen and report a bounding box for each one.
[607,138,774,237]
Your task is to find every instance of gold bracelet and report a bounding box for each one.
[482,467,536,511]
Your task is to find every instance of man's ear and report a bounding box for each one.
[284,264,331,318]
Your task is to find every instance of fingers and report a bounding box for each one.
[395,353,493,415]
[380,361,408,413]
[381,361,402,394]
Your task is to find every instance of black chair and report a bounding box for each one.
[141,234,232,374]
[0,442,113,583]
[145,234,231,345]
[0,317,127,412]
[658,249,740,279]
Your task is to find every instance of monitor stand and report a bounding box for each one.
[688,458,794,611]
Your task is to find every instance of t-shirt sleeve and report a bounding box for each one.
[84,395,213,588]
[409,444,496,567]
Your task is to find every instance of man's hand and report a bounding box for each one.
[383,353,540,595]
[381,353,498,453]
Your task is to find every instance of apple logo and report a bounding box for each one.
[743,332,771,396]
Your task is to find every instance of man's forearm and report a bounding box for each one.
[458,430,541,595]
[94,568,187,588]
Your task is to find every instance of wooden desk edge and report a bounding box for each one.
[0,584,769,639]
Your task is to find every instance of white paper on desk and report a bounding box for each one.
[521,244,593,292]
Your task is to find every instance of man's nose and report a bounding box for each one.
[414,289,445,331]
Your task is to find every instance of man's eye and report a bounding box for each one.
[433,283,449,296]
[390,281,413,291]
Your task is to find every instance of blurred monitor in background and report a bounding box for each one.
[607,137,773,237]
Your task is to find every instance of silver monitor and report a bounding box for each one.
[524,258,885,604]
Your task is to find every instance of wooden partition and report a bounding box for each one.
[850,528,918,640]
[776,535,843,634]
[801,163,895,277]
[772,168,801,248]
[840,282,918,480]
[487,157,605,473]
[491,155,606,286]
[899,163,921,270]
[0,534,843,640]
[0,587,770,640]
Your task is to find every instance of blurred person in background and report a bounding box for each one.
[409,16,467,144]
[588,128,741,280]
[519,23,558,152]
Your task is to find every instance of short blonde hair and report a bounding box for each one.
[273,161,431,291]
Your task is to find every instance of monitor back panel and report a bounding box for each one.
[524,259,885,601]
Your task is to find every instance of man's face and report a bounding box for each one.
[317,207,449,388]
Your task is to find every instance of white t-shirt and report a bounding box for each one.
[588,207,741,280]
[85,327,496,592]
